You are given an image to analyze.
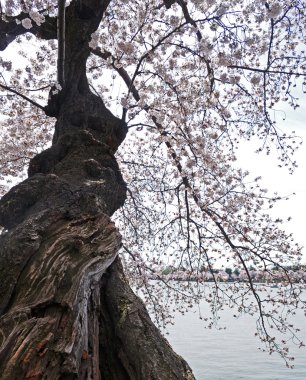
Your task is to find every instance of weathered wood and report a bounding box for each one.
[0,0,196,378]
[0,211,121,379]
[0,213,194,379]
[99,258,195,380]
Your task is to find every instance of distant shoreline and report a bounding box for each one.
[149,276,306,284]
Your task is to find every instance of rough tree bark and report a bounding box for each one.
[0,1,195,379]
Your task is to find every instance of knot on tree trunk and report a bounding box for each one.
[0,125,127,230]
[45,89,127,152]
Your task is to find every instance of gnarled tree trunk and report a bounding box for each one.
[0,0,195,379]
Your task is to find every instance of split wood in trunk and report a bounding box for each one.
[0,0,195,378]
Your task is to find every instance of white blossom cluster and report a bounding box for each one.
[0,0,305,365]
[21,18,32,29]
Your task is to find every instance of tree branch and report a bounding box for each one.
[227,65,305,77]
[0,12,57,51]
[90,48,141,101]
[0,83,45,111]
[163,0,202,40]
[57,0,66,86]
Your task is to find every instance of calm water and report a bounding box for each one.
[165,292,306,380]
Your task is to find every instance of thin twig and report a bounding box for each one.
[0,83,45,111]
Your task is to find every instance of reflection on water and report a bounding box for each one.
[165,288,306,380]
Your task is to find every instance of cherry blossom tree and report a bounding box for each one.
[0,0,305,377]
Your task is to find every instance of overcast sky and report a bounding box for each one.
[236,99,306,263]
